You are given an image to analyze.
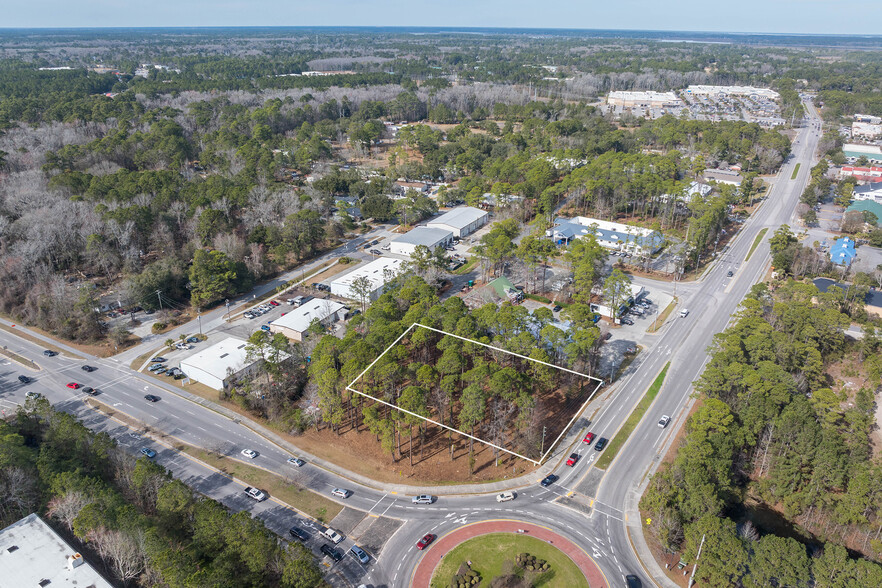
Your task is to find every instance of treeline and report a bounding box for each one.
[0,402,324,587]
[306,275,604,466]
[641,281,882,587]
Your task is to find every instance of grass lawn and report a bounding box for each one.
[746,228,768,262]
[791,163,800,180]
[647,299,677,334]
[129,346,165,371]
[595,362,670,470]
[0,347,39,370]
[452,256,479,275]
[430,533,588,588]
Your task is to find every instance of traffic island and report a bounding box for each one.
[413,520,608,588]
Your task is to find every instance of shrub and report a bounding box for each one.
[151,322,167,333]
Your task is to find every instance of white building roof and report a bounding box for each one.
[0,513,114,588]
[331,258,405,292]
[391,226,452,247]
[180,337,253,379]
[271,298,346,334]
[428,206,487,230]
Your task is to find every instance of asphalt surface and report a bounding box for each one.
[0,101,823,588]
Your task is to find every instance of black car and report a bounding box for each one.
[552,305,562,312]
[621,318,634,326]
[726,270,734,277]
[595,437,609,451]
[81,387,95,395]
[540,474,558,487]
[625,574,643,588]
[320,544,343,562]
[43,350,58,357]
[81,365,96,372]
[144,394,160,403]
[288,527,309,542]
[18,375,31,384]
[150,357,167,363]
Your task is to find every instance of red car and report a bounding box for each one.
[66,382,81,389]
[566,453,580,467]
[416,533,435,550]
[583,432,595,445]
[269,300,281,306]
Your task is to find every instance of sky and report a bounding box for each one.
[3,0,880,35]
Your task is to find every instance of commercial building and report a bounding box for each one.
[389,226,453,256]
[548,216,664,255]
[607,91,683,108]
[855,114,882,125]
[846,201,882,226]
[843,143,882,164]
[829,237,856,266]
[270,297,346,342]
[814,278,882,319]
[331,257,406,301]
[852,184,882,204]
[426,206,489,238]
[0,513,114,588]
[179,337,261,390]
[840,166,882,183]
[704,169,743,186]
[852,122,882,139]
[685,85,780,100]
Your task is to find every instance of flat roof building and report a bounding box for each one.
[179,337,258,390]
[331,258,406,302]
[548,216,664,255]
[685,85,780,100]
[426,206,489,238]
[843,143,882,164]
[389,226,453,256]
[852,184,882,205]
[0,513,114,588]
[704,169,743,186]
[270,298,346,342]
[607,91,683,108]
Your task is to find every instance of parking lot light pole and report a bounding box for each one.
[197,309,202,336]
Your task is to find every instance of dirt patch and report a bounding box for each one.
[307,259,359,285]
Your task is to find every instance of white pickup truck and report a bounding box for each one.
[244,487,267,502]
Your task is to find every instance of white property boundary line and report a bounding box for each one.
[345,322,605,465]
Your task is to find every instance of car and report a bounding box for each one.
[583,432,596,445]
[148,364,164,372]
[625,575,643,588]
[496,491,516,502]
[320,544,343,562]
[244,486,267,501]
[151,357,167,363]
[144,394,160,402]
[81,386,94,395]
[18,375,31,384]
[140,448,156,458]
[604,332,612,340]
[66,382,81,389]
[679,309,689,318]
[241,449,258,459]
[287,457,306,467]
[81,365,96,372]
[331,488,351,499]
[658,415,671,428]
[552,305,562,312]
[726,270,734,277]
[595,437,608,451]
[244,312,255,319]
[43,350,58,357]
[322,528,344,544]
[350,309,361,316]
[540,474,558,487]
[621,318,634,326]
[349,545,370,564]
[370,249,382,255]
[566,453,580,466]
[25,391,43,400]
[416,533,435,550]
[288,527,309,541]
[269,300,280,306]
[164,369,178,377]
[154,368,167,375]
[175,343,192,350]
[412,495,434,504]
[260,325,271,332]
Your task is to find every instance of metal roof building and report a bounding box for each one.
[0,513,114,588]
[270,298,346,342]
[830,237,857,266]
[179,337,258,390]
[548,217,664,255]
[426,206,489,237]
[331,257,406,302]
[389,226,453,256]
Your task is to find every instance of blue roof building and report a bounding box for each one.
[547,216,664,255]
[829,237,856,266]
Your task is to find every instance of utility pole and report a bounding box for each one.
[688,533,706,587]
[540,425,547,455]
[197,310,202,336]
[156,290,163,312]
[225,299,230,321]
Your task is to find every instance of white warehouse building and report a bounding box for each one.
[389,226,453,256]
[426,206,489,238]
[179,337,259,391]
[270,297,347,342]
[331,257,406,302]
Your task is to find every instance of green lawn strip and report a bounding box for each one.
[594,362,670,471]
[178,445,341,524]
[430,533,588,588]
[452,256,479,275]
[646,299,677,334]
[0,347,39,370]
[791,163,800,180]
[129,346,165,371]
[746,227,768,262]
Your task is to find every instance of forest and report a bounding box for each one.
[640,281,882,587]
[0,400,325,587]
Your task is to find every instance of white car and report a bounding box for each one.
[679,309,690,318]
[241,449,258,459]
[496,491,516,503]
[287,457,305,467]
[331,488,351,499]
[322,528,344,544]
[658,415,671,428]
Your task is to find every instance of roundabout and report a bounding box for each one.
[411,520,609,588]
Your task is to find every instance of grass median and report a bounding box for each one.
[646,299,677,333]
[595,362,670,471]
[791,163,800,180]
[430,533,587,588]
[746,227,768,262]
